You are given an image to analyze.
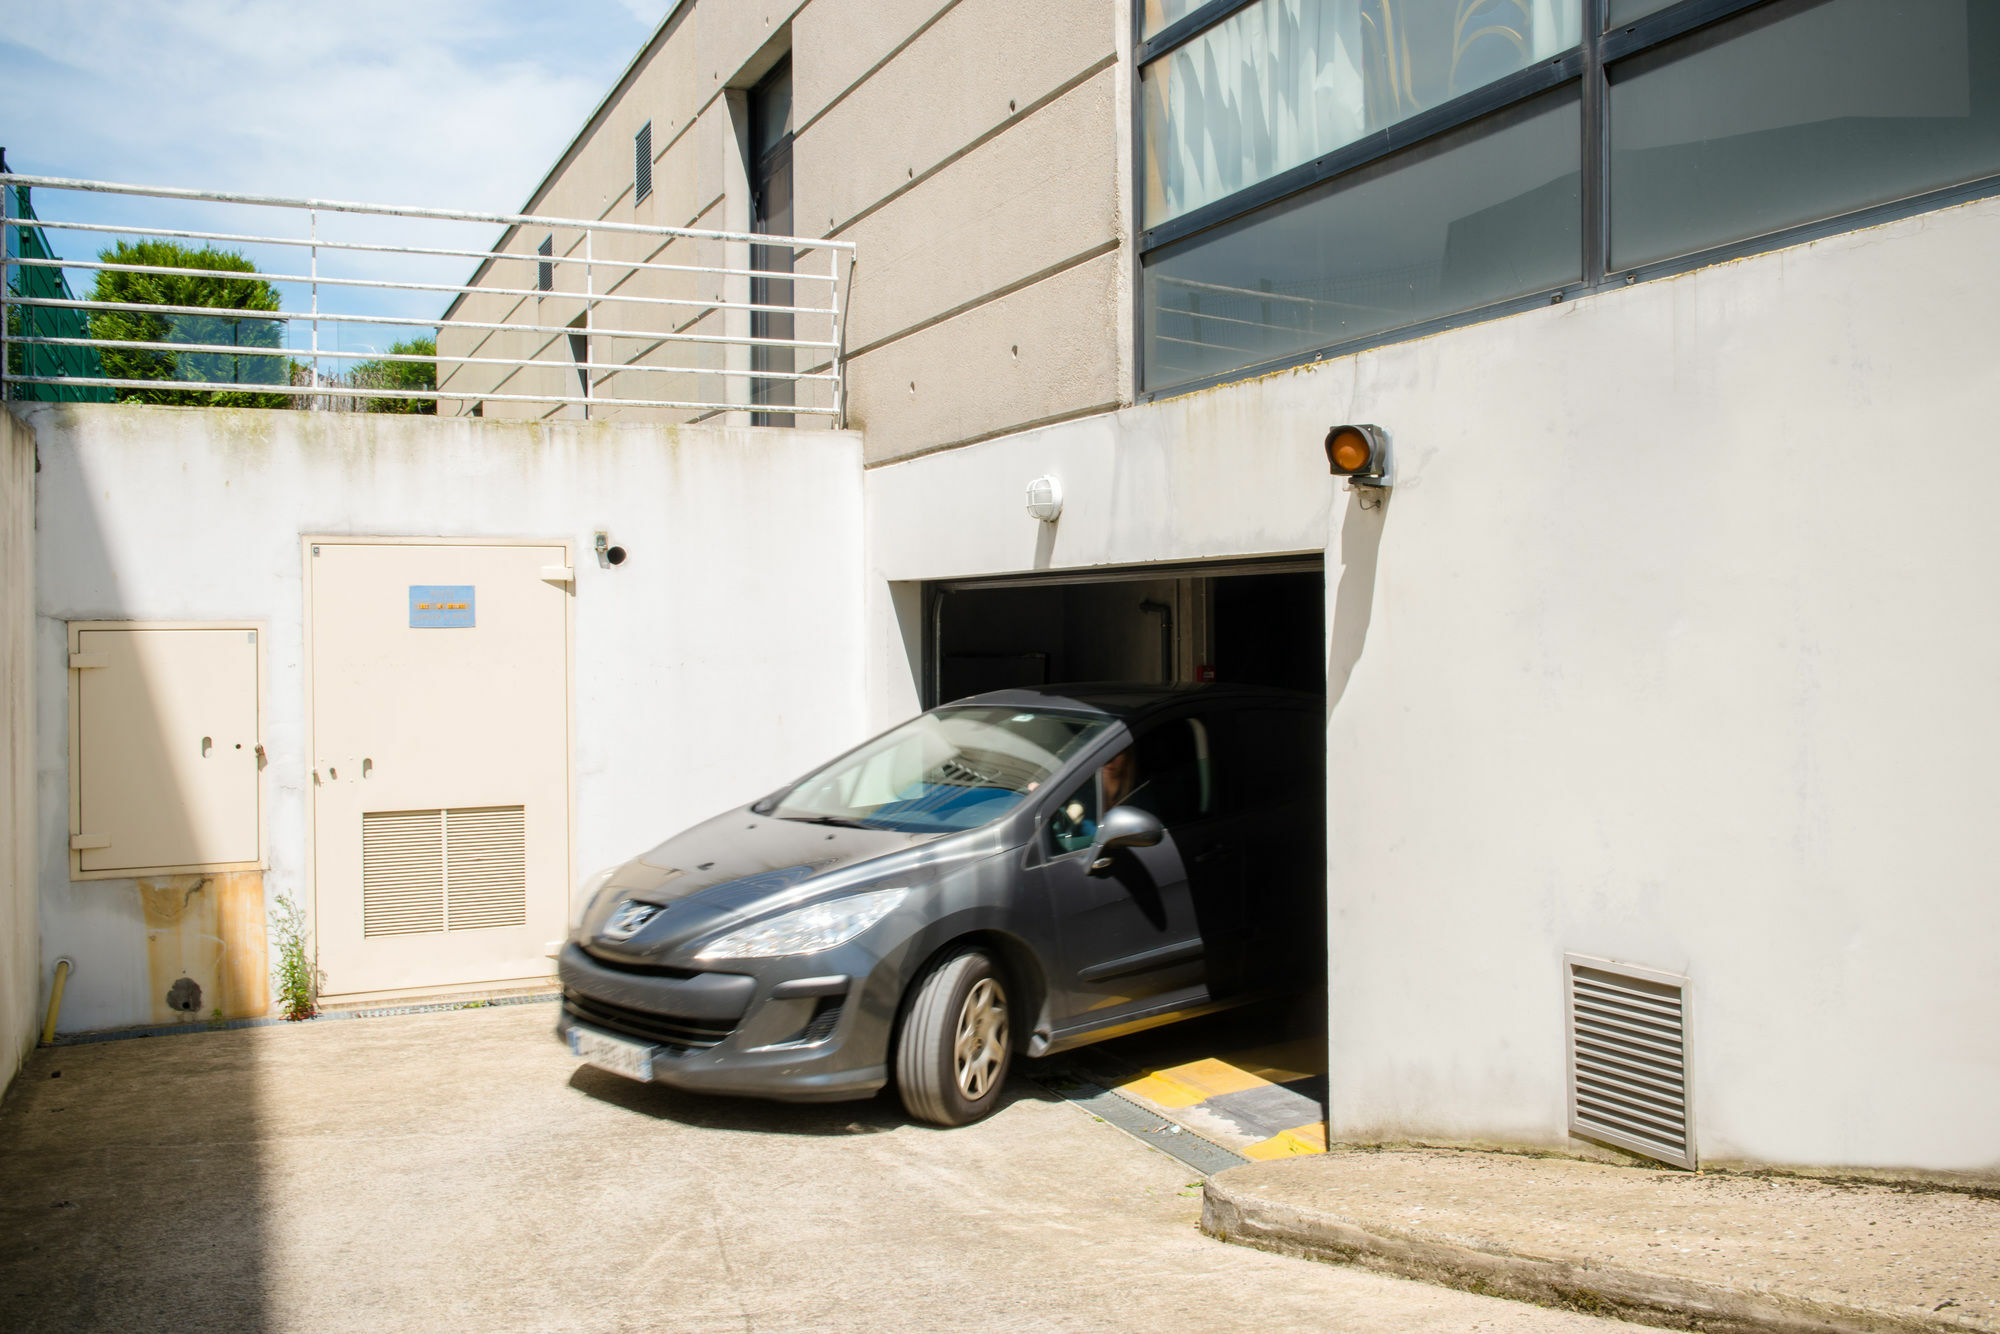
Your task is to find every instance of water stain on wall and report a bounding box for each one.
[138,870,269,1024]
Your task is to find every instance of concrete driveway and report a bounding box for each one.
[0,1002,1642,1333]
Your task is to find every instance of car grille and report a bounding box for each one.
[563,990,736,1051]
[578,946,699,979]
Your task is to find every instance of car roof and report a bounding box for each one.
[940,681,1322,720]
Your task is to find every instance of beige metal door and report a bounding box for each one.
[309,540,571,998]
[69,624,263,878]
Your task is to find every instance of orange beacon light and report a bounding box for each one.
[1325,423,1391,485]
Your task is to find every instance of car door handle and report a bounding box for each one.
[1193,843,1234,865]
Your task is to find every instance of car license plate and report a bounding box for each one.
[570,1026,657,1082]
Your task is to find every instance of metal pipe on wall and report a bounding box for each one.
[40,958,75,1046]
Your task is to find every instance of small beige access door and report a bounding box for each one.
[69,623,263,879]
[309,540,571,999]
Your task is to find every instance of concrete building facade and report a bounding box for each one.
[437,0,1128,460]
[2,408,37,1094]
[9,0,1998,1176]
[435,0,2000,1178]
[17,405,863,1040]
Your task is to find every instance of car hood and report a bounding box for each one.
[577,805,992,963]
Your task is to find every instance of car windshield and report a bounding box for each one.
[775,706,1111,834]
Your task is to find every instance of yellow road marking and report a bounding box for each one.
[1218,1037,1326,1085]
[1117,1056,1272,1109]
[1243,1121,1328,1160]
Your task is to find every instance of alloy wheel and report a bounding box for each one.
[953,977,1008,1100]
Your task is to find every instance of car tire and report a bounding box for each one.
[895,949,1011,1127]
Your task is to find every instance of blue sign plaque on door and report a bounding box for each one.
[409,585,475,628]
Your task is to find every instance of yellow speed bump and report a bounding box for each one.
[1219,1037,1325,1085]
[1117,1057,1271,1109]
[1243,1121,1328,1161]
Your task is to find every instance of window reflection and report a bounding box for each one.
[1142,0,1212,38]
[1143,89,1579,390]
[1142,0,1580,226]
[1605,0,1676,25]
[1610,0,2000,270]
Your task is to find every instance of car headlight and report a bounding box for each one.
[570,865,621,931]
[693,887,907,961]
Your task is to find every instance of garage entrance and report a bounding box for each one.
[923,556,1325,706]
[924,556,1331,1162]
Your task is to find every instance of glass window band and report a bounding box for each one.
[1134,0,2000,398]
[1142,86,1581,393]
[1609,0,2000,271]
[1141,0,1582,227]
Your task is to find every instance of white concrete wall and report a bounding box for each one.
[24,404,865,1034]
[1,408,39,1094]
[863,195,2000,1175]
[863,372,1335,729]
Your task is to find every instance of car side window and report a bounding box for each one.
[1045,766,1103,855]
[1123,716,1214,828]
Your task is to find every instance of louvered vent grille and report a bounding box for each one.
[634,121,653,202]
[1566,956,1694,1169]
[361,809,445,936]
[362,805,527,938]
[444,805,528,930]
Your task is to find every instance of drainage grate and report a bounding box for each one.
[1566,954,1695,1169]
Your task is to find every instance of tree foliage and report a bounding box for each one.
[348,336,438,414]
[88,240,288,408]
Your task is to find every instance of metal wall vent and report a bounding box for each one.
[1565,954,1695,1169]
[634,121,653,203]
[363,806,527,938]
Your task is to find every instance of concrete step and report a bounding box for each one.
[1203,1148,1999,1334]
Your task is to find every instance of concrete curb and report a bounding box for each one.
[1201,1168,1970,1334]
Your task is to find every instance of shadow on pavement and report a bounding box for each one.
[563,1062,1059,1135]
[0,1031,271,1334]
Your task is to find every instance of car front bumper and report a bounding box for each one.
[553,942,894,1102]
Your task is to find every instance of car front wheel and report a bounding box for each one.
[895,949,1011,1127]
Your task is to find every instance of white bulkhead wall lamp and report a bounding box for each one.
[1025,475,1063,523]
[1326,423,1392,488]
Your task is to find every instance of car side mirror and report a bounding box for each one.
[1096,805,1164,852]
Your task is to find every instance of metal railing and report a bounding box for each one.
[1,172,854,422]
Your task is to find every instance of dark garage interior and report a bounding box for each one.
[926,559,1325,705]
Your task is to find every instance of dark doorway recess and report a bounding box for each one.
[923,555,1324,708]
[1212,570,1324,696]
[749,57,794,427]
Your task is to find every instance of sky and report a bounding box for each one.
[2,0,676,360]
[2,0,670,206]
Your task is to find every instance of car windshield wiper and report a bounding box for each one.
[777,813,875,829]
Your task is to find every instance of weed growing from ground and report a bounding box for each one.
[271,892,322,1021]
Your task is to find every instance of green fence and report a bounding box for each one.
[4,182,116,403]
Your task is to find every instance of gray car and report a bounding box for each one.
[559,683,1325,1126]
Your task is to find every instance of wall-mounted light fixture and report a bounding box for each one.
[1025,475,1063,523]
[594,530,627,568]
[1325,423,1392,488]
